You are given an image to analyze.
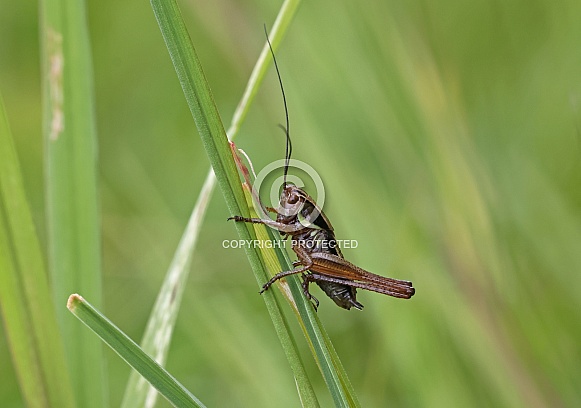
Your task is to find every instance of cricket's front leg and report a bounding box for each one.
[227,216,305,233]
[227,215,264,224]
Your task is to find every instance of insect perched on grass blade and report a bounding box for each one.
[229,27,415,310]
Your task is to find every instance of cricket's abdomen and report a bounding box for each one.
[315,279,364,310]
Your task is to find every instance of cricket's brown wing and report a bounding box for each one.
[308,252,415,299]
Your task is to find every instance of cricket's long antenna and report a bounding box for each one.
[264,24,292,187]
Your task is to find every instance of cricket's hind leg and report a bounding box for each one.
[259,259,313,294]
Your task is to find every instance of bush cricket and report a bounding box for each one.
[229,28,415,310]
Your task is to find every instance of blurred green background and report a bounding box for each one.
[1,0,580,407]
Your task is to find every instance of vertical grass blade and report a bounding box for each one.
[149,0,319,405]
[0,93,76,408]
[39,0,104,405]
[122,1,301,406]
[67,294,206,408]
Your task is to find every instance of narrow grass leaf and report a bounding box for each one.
[67,294,205,408]
[40,0,104,405]
[0,93,76,408]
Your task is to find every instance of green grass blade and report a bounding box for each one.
[122,1,301,406]
[0,93,76,408]
[40,0,105,405]
[276,254,361,408]
[149,0,319,405]
[67,294,205,408]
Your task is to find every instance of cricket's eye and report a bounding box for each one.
[287,194,299,204]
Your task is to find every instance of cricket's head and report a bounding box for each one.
[276,183,328,232]
[276,183,306,225]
